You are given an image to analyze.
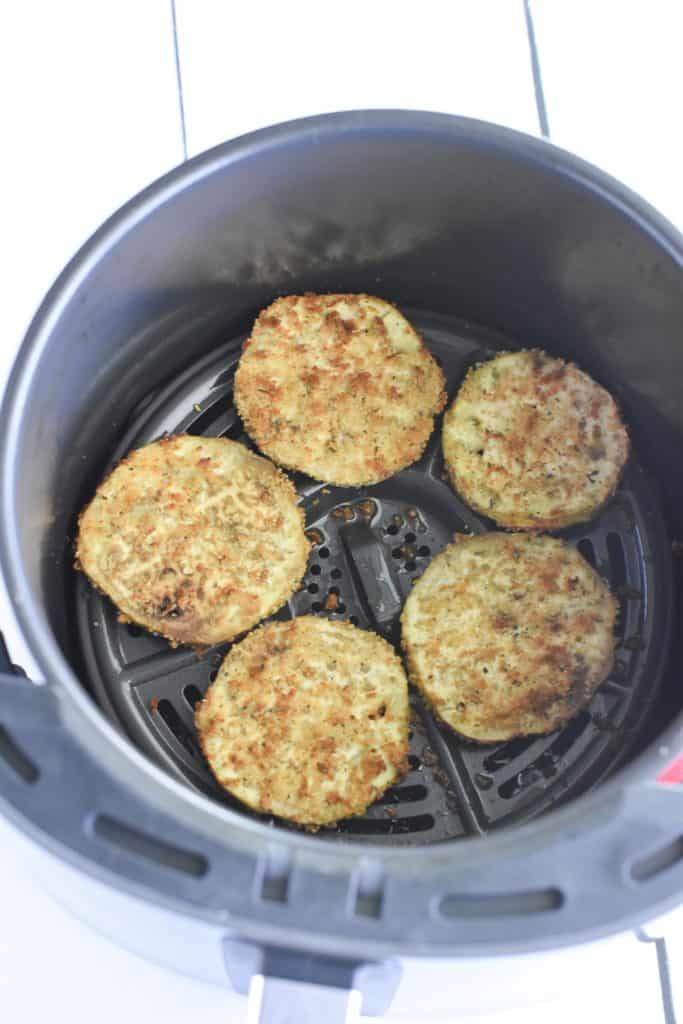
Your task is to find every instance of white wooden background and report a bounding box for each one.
[0,2,681,1021]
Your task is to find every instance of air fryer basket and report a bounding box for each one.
[76,310,673,844]
[1,113,683,1016]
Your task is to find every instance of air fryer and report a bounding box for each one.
[0,111,682,1021]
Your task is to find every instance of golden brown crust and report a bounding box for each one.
[76,435,309,646]
[234,293,446,486]
[442,349,629,529]
[195,617,410,825]
[401,533,617,743]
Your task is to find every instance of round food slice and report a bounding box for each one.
[401,533,617,742]
[195,616,410,825]
[234,293,446,486]
[442,349,629,529]
[76,435,309,646]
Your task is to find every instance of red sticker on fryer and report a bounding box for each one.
[657,754,683,785]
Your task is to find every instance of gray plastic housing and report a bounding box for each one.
[1,113,683,976]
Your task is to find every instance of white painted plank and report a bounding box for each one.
[531,0,683,229]
[0,0,184,387]
[175,0,540,157]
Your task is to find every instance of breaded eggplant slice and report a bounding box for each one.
[401,532,617,742]
[442,349,629,529]
[76,435,309,646]
[196,616,410,825]
[235,293,446,486]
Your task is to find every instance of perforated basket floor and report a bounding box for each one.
[74,310,673,844]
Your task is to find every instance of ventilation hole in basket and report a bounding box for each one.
[319,547,330,559]
[307,583,319,594]
[577,538,596,567]
[497,712,591,799]
[350,616,359,626]
[310,564,322,575]
[498,762,550,800]
[156,699,200,758]
[193,407,241,440]
[391,548,402,559]
[611,658,629,683]
[93,814,207,877]
[483,737,537,773]
[328,585,340,596]
[221,418,245,440]
[126,624,143,638]
[606,532,627,587]
[186,401,238,439]
[330,568,342,579]
[376,785,428,805]
[407,754,421,770]
[337,603,346,614]
[386,523,399,535]
[405,560,417,572]
[183,684,204,710]
[404,532,417,543]
[418,545,430,558]
[338,814,434,835]
[209,669,217,682]
[548,710,591,759]
[312,602,322,612]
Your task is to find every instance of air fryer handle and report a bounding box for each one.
[250,976,356,1024]
[223,939,401,1020]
